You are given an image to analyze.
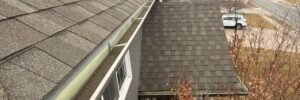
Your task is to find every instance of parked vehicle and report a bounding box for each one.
[222,14,247,29]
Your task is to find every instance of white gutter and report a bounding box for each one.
[89,0,156,99]
[45,1,149,99]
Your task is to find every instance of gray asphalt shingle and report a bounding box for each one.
[77,0,108,14]
[0,19,46,60]
[95,0,116,7]
[110,0,122,4]
[123,1,138,10]
[89,12,121,31]
[112,6,131,15]
[17,10,74,36]
[21,0,63,9]
[8,48,72,83]
[0,0,36,17]
[0,0,146,99]
[0,15,6,20]
[68,21,110,44]
[128,0,140,8]
[36,31,96,67]
[0,62,56,100]
[140,0,246,94]
[116,3,134,14]
[59,0,80,3]
[131,0,143,4]
[52,4,94,22]
[105,8,129,21]
[0,84,6,99]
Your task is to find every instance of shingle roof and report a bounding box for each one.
[0,84,7,100]
[0,0,145,99]
[140,0,247,95]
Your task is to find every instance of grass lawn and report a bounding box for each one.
[238,47,300,75]
[220,1,257,9]
[284,0,300,4]
[235,47,300,99]
[266,15,293,30]
[243,13,274,29]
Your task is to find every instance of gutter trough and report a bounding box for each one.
[90,0,156,99]
[45,0,154,99]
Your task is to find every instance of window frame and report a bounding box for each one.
[223,17,233,20]
[115,51,133,100]
[102,51,133,100]
[116,59,127,89]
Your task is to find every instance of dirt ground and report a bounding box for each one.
[220,1,257,9]
[225,27,300,52]
[283,0,300,4]
[277,0,300,6]
[243,13,275,29]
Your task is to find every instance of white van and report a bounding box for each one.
[222,14,247,29]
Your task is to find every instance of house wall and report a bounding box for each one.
[125,28,142,100]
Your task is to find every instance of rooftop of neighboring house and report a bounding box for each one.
[140,0,248,96]
[0,0,145,99]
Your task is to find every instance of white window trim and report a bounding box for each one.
[100,95,104,100]
[118,51,133,100]
[115,61,126,90]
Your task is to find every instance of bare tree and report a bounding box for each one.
[168,71,193,100]
[220,0,248,13]
[227,2,300,99]
[170,1,300,100]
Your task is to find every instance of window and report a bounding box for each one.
[102,79,118,100]
[223,17,233,20]
[117,51,133,100]
[116,59,126,89]
[233,17,241,21]
[101,51,132,100]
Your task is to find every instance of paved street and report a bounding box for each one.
[250,0,300,27]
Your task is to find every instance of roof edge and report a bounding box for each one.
[139,73,249,96]
[139,90,249,97]
[43,1,148,99]
[89,0,156,99]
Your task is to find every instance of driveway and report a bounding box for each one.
[250,0,300,27]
